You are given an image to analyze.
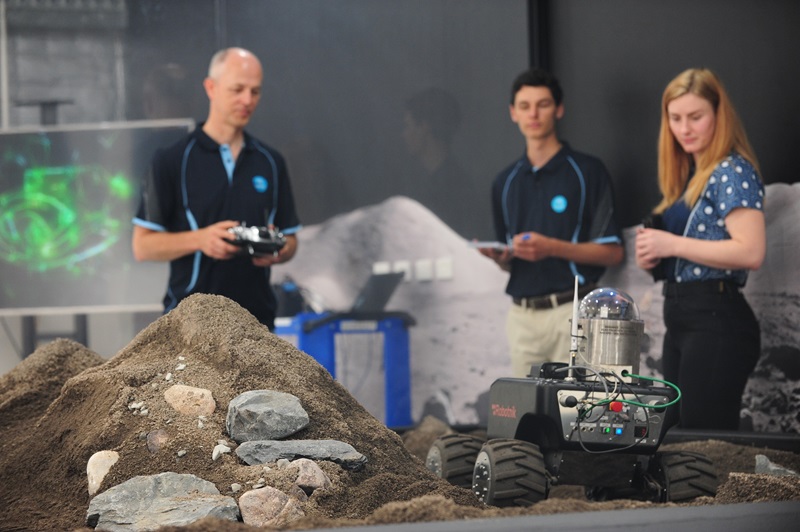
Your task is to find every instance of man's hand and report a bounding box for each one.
[198,220,241,260]
[133,220,240,262]
[512,231,553,262]
[252,234,298,267]
[476,242,513,271]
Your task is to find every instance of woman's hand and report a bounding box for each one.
[635,227,673,270]
[635,208,766,272]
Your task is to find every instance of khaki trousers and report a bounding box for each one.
[506,301,574,378]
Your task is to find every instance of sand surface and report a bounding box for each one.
[0,293,797,532]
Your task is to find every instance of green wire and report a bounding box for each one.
[611,371,681,408]
[584,372,682,410]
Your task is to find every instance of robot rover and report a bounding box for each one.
[426,281,718,506]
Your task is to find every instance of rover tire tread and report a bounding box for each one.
[425,433,485,488]
[651,450,719,502]
[472,438,549,507]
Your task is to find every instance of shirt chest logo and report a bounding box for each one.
[252,175,269,193]
[551,194,567,213]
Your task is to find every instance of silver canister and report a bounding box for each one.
[575,287,645,382]
[579,318,643,378]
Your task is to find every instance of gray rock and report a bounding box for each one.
[236,439,367,471]
[86,472,239,531]
[226,390,310,443]
[755,454,800,477]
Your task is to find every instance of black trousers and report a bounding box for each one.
[662,283,761,430]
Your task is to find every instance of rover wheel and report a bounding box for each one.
[648,451,719,502]
[425,433,485,489]
[472,438,549,507]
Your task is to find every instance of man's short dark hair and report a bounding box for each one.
[510,69,563,106]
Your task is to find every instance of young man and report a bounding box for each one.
[132,47,301,330]
[479,69,623,377]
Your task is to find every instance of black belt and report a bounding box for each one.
[662,280,741,297]
[513,284,597,310]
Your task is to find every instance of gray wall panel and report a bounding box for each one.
[550,0,800,227]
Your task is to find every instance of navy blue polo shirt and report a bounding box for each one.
[490,143,621,298]
[133,125,301,326]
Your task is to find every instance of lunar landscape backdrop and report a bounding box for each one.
[273,183,800,433]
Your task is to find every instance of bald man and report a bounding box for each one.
[133,47,302,329]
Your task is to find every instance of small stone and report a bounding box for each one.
[164,385,216,417]
[288,484,309,502]
[239,486,305,527]
[176,364,187,371]
[146,429,169,453]
[212,444,231,461]
[231,483,242,493]
[287,458,331,493]
[177,449,188,457]
[755,454,800,477]
[87,450,119,496]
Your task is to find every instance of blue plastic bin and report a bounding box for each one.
[275,311,414,428]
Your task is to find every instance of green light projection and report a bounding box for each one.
[0,122,192,309]
[0,163,134,273]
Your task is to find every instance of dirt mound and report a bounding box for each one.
[0,294,479,531]
[0,293,797,531]
[0,338,105,439]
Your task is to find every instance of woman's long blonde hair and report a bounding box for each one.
[655,68,759,214]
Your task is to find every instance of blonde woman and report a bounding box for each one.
[635,68,765,430]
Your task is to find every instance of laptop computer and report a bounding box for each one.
[349,272,405,313]
[283,270,414,335]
